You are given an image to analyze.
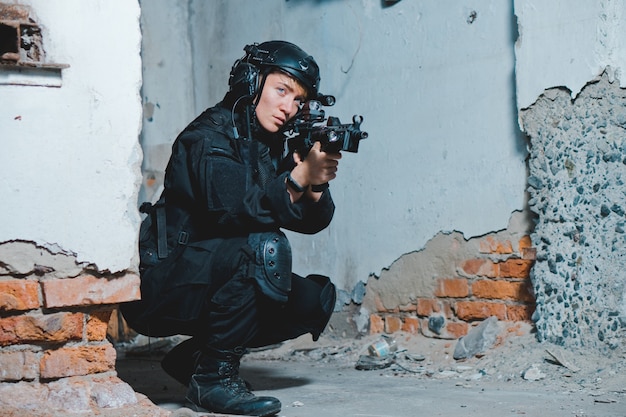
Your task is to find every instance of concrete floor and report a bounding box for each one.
[116,353,626,417]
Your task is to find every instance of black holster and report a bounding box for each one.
[138,197,192,270]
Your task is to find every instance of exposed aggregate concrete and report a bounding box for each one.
[522,71,626,351]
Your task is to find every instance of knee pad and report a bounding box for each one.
[247,231,292,303]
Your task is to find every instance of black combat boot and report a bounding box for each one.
[185,347,281,416]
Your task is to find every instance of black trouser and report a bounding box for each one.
[198,236,335,350]
[122,236,335,350]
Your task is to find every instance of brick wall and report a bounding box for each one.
[0,241,162,415]
[367,233,536,339]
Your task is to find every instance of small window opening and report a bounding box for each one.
[0,22,18,60]
[0,3,68,86]
[0,4,45,66]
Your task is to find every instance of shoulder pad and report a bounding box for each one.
[185,107,235,140]
[204,108,229,127]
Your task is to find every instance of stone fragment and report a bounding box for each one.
[522,364,546,381]
[453,316,500,360]
[91,377,138,408]
[428,315,445,335]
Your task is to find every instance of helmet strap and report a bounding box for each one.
[253,69,270,106]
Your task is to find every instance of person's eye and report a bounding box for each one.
[276,87,286,95]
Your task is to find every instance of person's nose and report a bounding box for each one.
[279,96,297,118]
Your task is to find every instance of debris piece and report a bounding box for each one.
[453,316,500,360]
[544,348,581,372]
[170,408,196,417]
[434,370,458,379]
[355,354,394,370]
[593,398,617,404]
[368,335,398,357]
[522,364,546,381]
[468,372,484,381]
[404,352,426,362]
[355,336,427,374]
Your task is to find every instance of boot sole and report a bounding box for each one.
[184,402,281,417]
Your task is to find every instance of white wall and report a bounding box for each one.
[138,1,195,205]
[0,0,143,273]
[140,0,528,291]
[515,0,626,112]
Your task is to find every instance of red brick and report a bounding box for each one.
[472,280,535,302]
[455,301,506,321]
[87,310,113,342]
[417,298,454,318]
[416,298,441,317]
[401,316,420,334]
[0,313,83,347]
[0,279,40,312]
[369,314,384,334]
[398,302,417,313]
[434,278,469,298]
[41,273,140,308]
[522,247,537,260]
[40,344,116,379]
[518,235,532,250]
[497,259,534,279]
[0,350,39,381]
[384,316,403,333]
[479,236,513,254]
[445,321,469,339]
[460,259,497,277]
[506,304,535,321]
[442,302,454,318]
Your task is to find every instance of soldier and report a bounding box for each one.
[122,40,340,416]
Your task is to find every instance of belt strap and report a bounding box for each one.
[156,205,168,259]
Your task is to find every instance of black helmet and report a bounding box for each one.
[228,40,321,101]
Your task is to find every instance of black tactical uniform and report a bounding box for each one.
[122,103,336,343]
[122,41,337,417]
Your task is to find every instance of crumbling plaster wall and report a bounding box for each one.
[1,0,143,273]
[516,0,626,350]
[0,1,152,415]
[361,211,536,338]
[363,212,533,314]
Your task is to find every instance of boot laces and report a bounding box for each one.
[218,361,254,398]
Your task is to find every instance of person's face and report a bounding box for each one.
[255,71,307,133]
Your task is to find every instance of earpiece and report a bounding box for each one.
[228,61,259,100]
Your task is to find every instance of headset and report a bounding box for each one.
[226,41,334,139]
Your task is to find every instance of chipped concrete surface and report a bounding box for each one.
[522,72,626,351]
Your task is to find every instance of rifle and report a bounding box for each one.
[283,99,368,158]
